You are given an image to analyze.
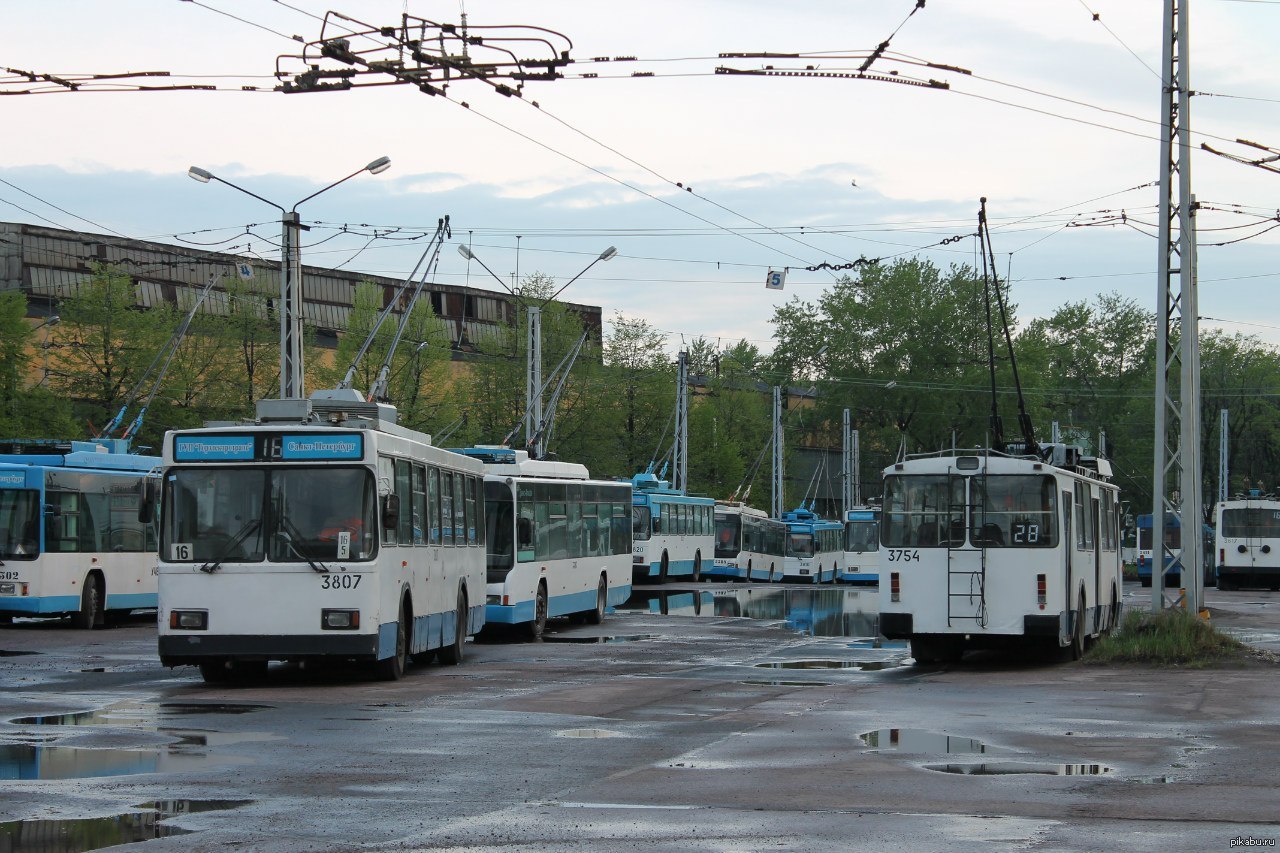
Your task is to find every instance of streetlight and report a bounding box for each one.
[187,156,391,399]
[455,244,617,457]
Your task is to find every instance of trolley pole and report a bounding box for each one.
[772,386,784,518]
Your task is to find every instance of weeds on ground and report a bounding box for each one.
[1085,608,1247,667]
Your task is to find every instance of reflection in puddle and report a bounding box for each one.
[755,659,901,672]
[0,650,38,657]
[0,800,250,852]
[541,635,659,644]
[740,680,834,687]
[0,745,251,780]
[619,587,881,638]
[555,729,624,739]
[11,702,272,727]
[925,762,1111,776]
[860,728,995,754]
[1220,628,1280,645]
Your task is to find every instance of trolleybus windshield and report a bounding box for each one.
[164,467,377,564]
[0,488,39,559]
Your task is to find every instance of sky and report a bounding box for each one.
[4,0,1280,355]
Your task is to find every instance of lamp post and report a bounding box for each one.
[188,156,391,399]
[457,244,616,457]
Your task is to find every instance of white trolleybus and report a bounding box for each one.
[780,507,846,584]
[878,444,1123,664]
[156,393,486,682]
[841,506,881,585]
[451,447,632,638]
[631,473,715,584]
[0,438,159,628]
[710,502,786,582]
[1214,490,1280,590]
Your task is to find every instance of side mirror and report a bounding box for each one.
[652,516,662,534]
[382,494,401,530]
[517,517,533,547]
[137,479,157,524]
[43,503,62,518]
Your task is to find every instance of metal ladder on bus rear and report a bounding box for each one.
[946,468,987,628]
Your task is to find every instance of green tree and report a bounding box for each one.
[0,292,77,438]
[47,264,176,439]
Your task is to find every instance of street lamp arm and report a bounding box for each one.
[189,169,286,213]
[457,244,522,300]
[292,155,391,210]
[540,245,617,308]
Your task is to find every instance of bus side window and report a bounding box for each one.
[452,472,466,550]
[395,460,413,545]
[411,464,427,546]
[440,471,454,546]
[428,467,440,545]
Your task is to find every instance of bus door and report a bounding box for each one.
[1092,497,1101,634]
[947,475,983,627]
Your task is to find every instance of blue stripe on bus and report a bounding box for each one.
[105,593,158,610]
[380,602,486,660]
[488,584,633,625]
[839,572,878,583]
[0,595,79,614]
[637,558,698,578]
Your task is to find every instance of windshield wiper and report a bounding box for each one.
[198,518,261,574]
[276,514,330,574]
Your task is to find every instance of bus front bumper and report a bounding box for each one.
[159,632,378,665]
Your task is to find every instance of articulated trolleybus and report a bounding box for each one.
[878,444,1123,663]
[452,446,632,638]
[0,439,159,628]
[157,392,486,682]
[1215,491,1280,590]
[631,473,715,583]
[710,501,786,582]
[780,507,846,584]
[841,506,881,584]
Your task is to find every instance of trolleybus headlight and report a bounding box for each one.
[170,610,208,630]
[321,609,360,630]
[0,583,14,595]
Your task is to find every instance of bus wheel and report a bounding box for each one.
[586,575,607,625]
[692,553,702,583]
[658,553,669,585]
[1066,593,1086,662]
[376,602,409,681]
[439,590,468,666]
[199,659,233,684]
[74,574,103,630]
[1218,576,1233,591]
[768,564,776,583]
[527,583,549,640]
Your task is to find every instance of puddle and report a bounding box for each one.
[925,762,1111,776]
[618,587,882,638]
[0,799,249,852]
[541,635,659,644]
[11,702,271,727]
[0,650,38,657]
[555,728,625,739]
[1220,628,1280,645]
[860,729,996,754]
[754,659,901,672]
[740,680,835,687]
[0,744,251,780]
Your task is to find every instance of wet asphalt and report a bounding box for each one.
[1,582,1279,852]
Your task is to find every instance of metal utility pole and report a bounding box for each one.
[673,350,689,492]
[526,306,543,457]
[842,409,854,514]
[1219,409,1229,504]
[1152,0,1202,614]
[853,428,861,506]
[772,386,784,518]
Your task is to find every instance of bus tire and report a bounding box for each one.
[1066,593,1086,662]
[768,564,776,583]
[0,615,12,626]
[73,573,104,630]
[1140,577,1152,588]
[1217,575,1233,591]
[526,583,549,640]
[376,601,409,681]
[658,553,669,585]
[692,552,702,583]
[438,590,467,665]
[586,575,607,625]
[199,659,233,683]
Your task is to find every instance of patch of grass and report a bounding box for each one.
[1122,563,1138,582]
[1085,608,1248,667]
